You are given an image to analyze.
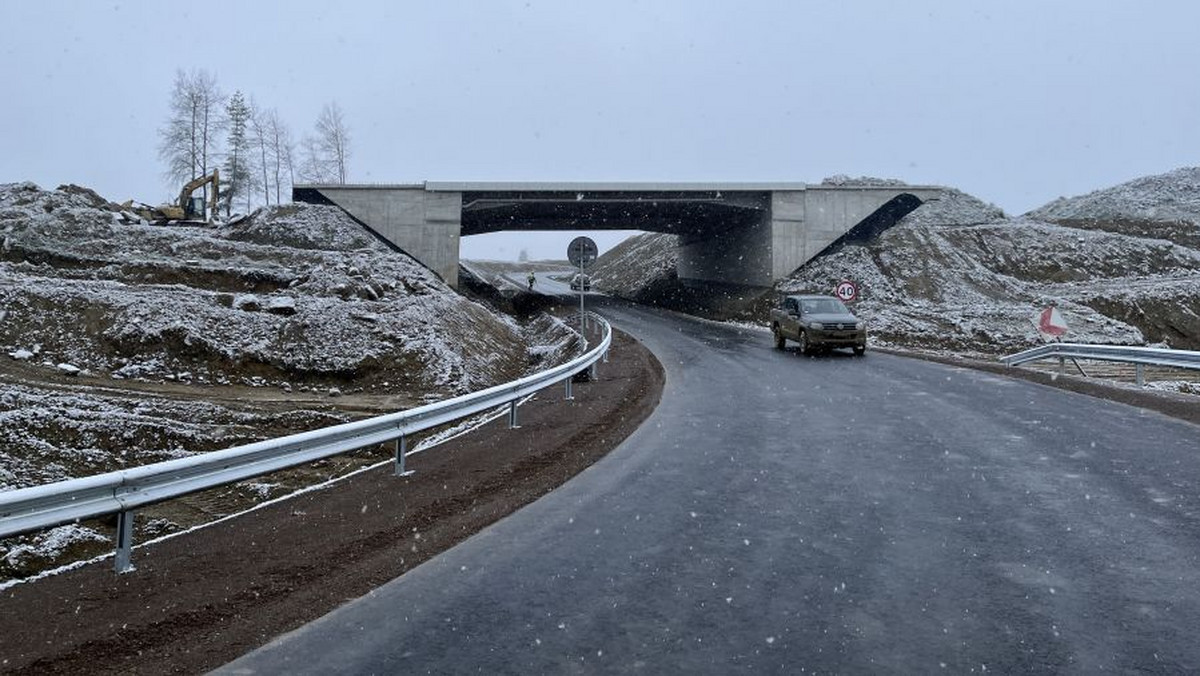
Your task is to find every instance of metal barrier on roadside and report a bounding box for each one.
[1000,343,1200,386]
[0,313,612,573]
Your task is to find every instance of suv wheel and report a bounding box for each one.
[853,345,866,356]
[797,331,811,355]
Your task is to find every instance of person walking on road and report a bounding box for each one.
[527,271,536,290]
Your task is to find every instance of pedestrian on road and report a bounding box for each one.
[527,271,536,290]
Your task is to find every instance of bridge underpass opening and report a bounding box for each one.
[458,189,773,286]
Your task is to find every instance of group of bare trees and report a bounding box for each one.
[157,68,352,216]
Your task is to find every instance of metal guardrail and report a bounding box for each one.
[0,314,612,573]
[1000,343,1200,386]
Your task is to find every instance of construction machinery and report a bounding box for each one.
[123,169,220,224]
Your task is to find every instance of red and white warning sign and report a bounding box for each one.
[834,280,858,302]
[1037,305,1069,337]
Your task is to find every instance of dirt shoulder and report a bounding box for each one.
[0,329,664,675]
[880,347,1200,426]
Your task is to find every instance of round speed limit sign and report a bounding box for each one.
[835,280,858,302]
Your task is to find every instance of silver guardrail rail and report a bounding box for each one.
[1000,342,1200,385]
[0,313,612,573]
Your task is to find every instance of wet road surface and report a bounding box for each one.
[222,298,1200,674]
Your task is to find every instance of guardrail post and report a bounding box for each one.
[602,348,609,364]
[508,400,520,429]
[1058,356,1066,375]
[565,376,574,400]
[114,510,135,573]
[1136,363,1145,387]
[395,434,414,477]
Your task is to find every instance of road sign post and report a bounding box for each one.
[568,236,598,335]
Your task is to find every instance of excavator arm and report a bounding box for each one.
[125,169,221,224]
[176,168,220,221]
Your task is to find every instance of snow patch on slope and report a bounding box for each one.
[1029,166,1200,223]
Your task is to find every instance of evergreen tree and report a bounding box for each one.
[222,91,255,217]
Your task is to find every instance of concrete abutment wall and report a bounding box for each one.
[307,186,463,288]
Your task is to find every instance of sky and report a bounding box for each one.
[3,0,1198,260]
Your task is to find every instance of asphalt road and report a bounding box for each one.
[222,296,1200,674]
[503,269,595,298]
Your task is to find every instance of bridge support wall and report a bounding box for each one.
[763,187,942,284]
[311,187,463,288]
[675,188,936,288]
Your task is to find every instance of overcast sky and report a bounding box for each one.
[4,1,1198,260]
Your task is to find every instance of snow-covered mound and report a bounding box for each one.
[1029,166,1200,224]
[821,175,909,187]
[780,219,1151,352]
[781,178,1200,352]
[895,188,1006,228]
[590,232,678,300]
[222,203,384,251]
[0,182,527,393]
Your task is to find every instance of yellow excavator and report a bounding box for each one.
[124,169,220,223]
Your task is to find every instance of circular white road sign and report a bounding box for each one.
[835,280,858,302]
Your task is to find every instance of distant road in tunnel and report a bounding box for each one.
[222,293,1200,673]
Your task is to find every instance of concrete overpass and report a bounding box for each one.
[293,182,943,289]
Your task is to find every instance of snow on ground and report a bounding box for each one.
[777,184,1200,352]
[821,175,909,187]
[0,181,527,394]
[589,232,678,300]
[779,219,1148,353]
[894,187,1006,228]
[594,171,1200,354]
[0,181,583,579]
[1028,166,1200,223]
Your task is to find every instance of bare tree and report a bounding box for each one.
[158,69,225,199]
[304,101,350,183]
[282,135,296,199]
[249,104,272,206]
[266,110,295,204]
[246,107,297,205]
[298,134,336,184]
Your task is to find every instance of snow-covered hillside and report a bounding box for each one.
[589,232,678,301]
[785,179,1200,352]
[0,182,524,393]
[1029,166,1200,224]
[594,170,1200,354]
[0,182,580,578]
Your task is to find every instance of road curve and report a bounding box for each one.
[222,299,1200,674]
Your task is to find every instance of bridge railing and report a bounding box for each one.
[1000,343,1200,385]
[0,314,612,574]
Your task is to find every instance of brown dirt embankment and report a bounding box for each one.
[0,328,664,675]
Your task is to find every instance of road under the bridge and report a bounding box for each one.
[223,293,1200,674]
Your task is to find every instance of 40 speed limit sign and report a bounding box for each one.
[835,280,858,302]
